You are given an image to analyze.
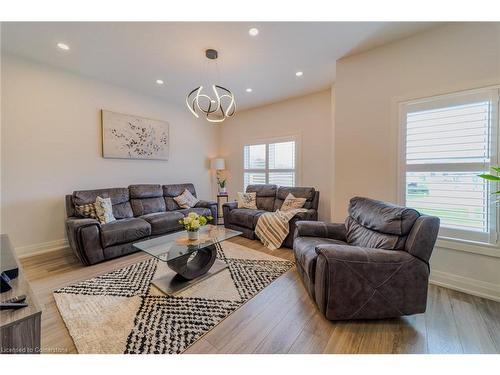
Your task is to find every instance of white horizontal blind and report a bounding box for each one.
[268,141,295,187]
[402,88,499,243]
[406,171,488,232]
[244,144,266,169]
[269,141,295,169]
[243,140,296,190]
[269,171,295,186]
[244,172,266,187]
[406,102,490,164]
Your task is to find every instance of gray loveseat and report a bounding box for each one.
[223,184,320,248]
[65,183,217,265]
[293,196,440,320]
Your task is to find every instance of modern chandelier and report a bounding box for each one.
[186,49,236,123]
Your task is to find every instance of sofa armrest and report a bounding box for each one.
[405,215,440,264]
[313,244,429,320]
[283,210,319,248]
[315,243,413,263]
[65,217,104,265]
[292,209,318,221]
[294,221,346,241]
[195,200,218,224]
[222,201,238,216]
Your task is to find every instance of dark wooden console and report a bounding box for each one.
[1,235,42,354]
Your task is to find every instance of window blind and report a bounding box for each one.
[243,140,296,190]
[403,89,499,243]
[244,144,266,170]
[406,102,490,165]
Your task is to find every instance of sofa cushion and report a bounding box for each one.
[100,218,151,248]
[294,236,348,282]
[346,216,406,250]
[348,196,419,236]
[129,184,166,216]
[72,188,133,219]
[228,208,267,229]
[112,202,134,219]
[246,184,276,211]
[177,207,212,218]
[237,192,257,209]
[174,189,200,208]
[140,211,184,235]
[274,186,316,211]
[131,197,166,216]
[163,183,197,211]
[73,188,129,205]
[129,184,163,199]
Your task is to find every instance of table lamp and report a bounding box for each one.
[210,158,227,194]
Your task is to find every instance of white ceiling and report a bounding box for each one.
[1,22,441,110]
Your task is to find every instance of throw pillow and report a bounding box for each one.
[74,202,98,219]
[94,196,116,224]
[280,193,306,212]
[174,189,200,209]
[237,192,257,209]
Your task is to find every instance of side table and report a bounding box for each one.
[216,193,229,225]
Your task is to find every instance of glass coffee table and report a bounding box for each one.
[133,225,242,295]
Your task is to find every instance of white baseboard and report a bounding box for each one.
[15,238,69,258]
[430,269,500,302]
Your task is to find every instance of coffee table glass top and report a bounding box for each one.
[133,225,242,262]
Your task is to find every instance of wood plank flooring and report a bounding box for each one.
[19,236,500,354]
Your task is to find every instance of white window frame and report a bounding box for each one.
[398,86,500,246]
[243,135,300,189]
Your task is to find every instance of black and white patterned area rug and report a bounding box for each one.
[53,241,294,354]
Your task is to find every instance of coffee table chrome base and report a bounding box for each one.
[152,259,228,295]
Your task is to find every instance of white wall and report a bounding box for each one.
[218,90,332,221]
[1,56,218,252]
[333,23,500,300]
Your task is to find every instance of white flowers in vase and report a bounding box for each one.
[179,212,212,232]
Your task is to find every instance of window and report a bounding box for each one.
[401,88,500,244]
[244,139,297,190]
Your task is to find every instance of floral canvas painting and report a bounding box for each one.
[102,110,169,160]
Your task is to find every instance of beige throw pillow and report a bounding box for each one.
[280,193,306,212]
[94,196,116,224]
[237,192,257,209]
[174,189,199,209]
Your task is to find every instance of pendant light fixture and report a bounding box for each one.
[186,49,236,123]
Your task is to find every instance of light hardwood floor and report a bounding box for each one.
[20,236,500,354]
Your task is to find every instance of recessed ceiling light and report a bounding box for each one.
[248,28,259,37]
[246,88,253,93]
[156,79,164,85]
[57,42,70,51]
[295,71,303,77]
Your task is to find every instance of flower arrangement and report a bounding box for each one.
[216,170,227,193]
[179,212,213,232]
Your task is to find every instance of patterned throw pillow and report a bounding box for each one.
[74,203,98,219]
[237,192,257,209]
[280,193,306,212]
[174,189,200,209]
[94,196,116,224]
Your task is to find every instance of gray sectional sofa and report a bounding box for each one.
[223,184,320,248]
[65,183,217,265]
[293,196,440,320]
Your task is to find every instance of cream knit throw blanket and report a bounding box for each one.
[255,209,307,250]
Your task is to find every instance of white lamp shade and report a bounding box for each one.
[211,158,226,170]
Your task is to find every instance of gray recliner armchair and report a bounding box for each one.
[293,196,440,320]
